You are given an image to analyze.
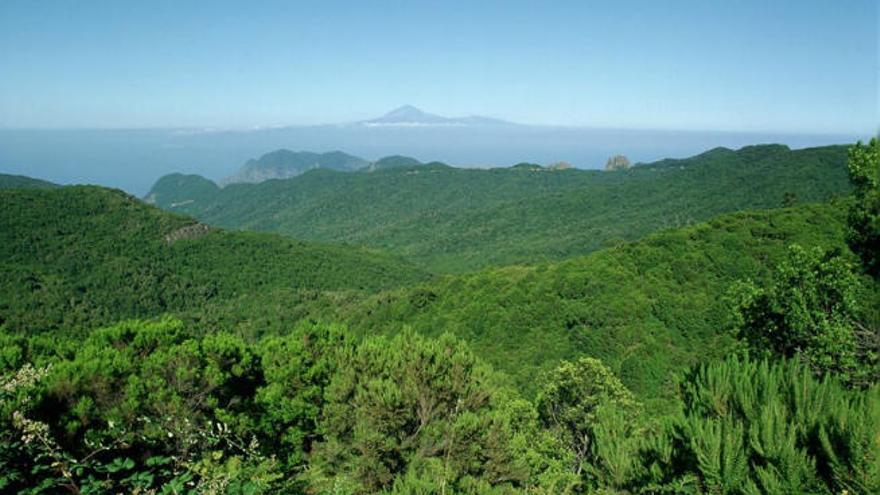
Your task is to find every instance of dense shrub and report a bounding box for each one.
[643,357,880,494]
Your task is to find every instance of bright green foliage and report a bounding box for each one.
[644,357,880,494]
[536,357,642,490]
[148,144,851,272]
[1,184,856,414]
[256,322,350,475]
[818,387,880,494]
[846,138,880,277]
[1,183,856,408]
[304,202,851,404]
[304,330,568,494]
[2,139,877,493]
[733,245,878,386]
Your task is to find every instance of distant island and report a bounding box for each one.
[217,147,589,186]
[358,104,515,127]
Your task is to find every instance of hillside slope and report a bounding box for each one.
[0,186,428,335]
[147,144,852,272]
[0,172,58,189]
[221,149,369,185]
[298,200,856,407]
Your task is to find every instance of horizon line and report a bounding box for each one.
[0,122,872,138]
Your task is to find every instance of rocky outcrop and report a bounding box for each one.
[547,161,573,171]
[605,155,631,171]
[165,223,211,244]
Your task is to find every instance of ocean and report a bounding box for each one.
[0,125,864,196]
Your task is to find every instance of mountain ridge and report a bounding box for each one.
[0,184,429,334]
[146,143,852,272]
[360,105,514,127]
[0,172,59,189]
[220,149,369,185]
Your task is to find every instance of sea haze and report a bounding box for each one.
[0,123,862,196]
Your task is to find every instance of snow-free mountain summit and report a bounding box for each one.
[360,105,514,127]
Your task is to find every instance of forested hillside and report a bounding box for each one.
[221,149,369,185]
[4,0,878,491]
[1,140,877,494]
[148,144,851,272]
[298,201,862,404]
[0,173,57,190]
[0,186,427,335]
[4,182,857,402]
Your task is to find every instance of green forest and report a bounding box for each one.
[1,140,878,494]
[147,144,852,272]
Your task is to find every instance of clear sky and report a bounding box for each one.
[1,0,877,133]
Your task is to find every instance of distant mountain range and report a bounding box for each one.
[209,144,588,187]
[216,149,432,186]
[220,150,369,185]
[146,144,852,272]
[0,173,58,190]
[358,105,514,127]
[0,107,859,196]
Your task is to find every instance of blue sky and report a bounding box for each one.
[0,0,876,133]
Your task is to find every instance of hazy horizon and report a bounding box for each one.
[1,1,877,194]
[1,103,876,136]
[0,123,867,196]
[3,4,880,492]
[1,1,877,134]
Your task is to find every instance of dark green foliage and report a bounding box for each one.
[0,186,427,336]
[42,318,259,448]
[0,318,281,494]
[367,155,423,171]
[846,138,880,276]
[144,172,219,206]
[223,149,370,185]
[644,357,880,495]
[147,144,851,272]
[0,173,58,190]
[510,162,544,171]
[733,245,878,386]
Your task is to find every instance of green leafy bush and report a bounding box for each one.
[733,245,877,386]
[846,138,880,277]
[304,329,570,494]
